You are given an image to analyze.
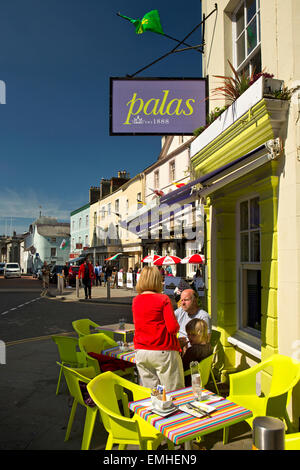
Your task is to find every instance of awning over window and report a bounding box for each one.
[160,142,276,206]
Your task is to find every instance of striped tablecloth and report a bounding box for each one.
[101,344,136,364]
[129,387,252,445]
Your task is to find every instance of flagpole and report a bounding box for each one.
[127,4,218,78]
[157,32,203,54]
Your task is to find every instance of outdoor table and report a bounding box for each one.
[96,323,135,341]
[101,342,136,364]
[129,386,252,450]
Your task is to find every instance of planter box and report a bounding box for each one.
[191,77,284,158]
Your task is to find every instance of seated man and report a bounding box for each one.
[181,318,213,371]
[175,289,211,350]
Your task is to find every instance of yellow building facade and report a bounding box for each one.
[192,0,300,426]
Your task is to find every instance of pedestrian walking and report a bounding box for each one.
[41,261,50,296]
[62,261,69,287]
[78,259,95,299]
[105,264,112,287]
[94,263,102,286]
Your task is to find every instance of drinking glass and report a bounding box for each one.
[191,373,202,400]
[190,361,202,400]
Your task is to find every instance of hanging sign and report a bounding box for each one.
[110,77,207,135]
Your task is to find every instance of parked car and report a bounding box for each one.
[68,265,79,286]
[49,265,64,284]
[0,262,5,275]
[4,262,21,279]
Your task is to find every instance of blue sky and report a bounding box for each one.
[0,0,203,235]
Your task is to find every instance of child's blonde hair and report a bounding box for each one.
[186,318,209,343]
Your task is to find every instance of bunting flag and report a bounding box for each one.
[60,239,69,250]
[172,182,186,188]
[149,187,165,197]
[137,199,146,206]
[118,10,164,35]
[105,253,122,261]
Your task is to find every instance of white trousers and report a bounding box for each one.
[135,349,185,392]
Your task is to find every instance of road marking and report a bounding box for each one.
[0,297,41,316]
[6,331,75,346]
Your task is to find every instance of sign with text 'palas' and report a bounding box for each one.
[110,77,207,135]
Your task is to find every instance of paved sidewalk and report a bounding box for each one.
[49,284,136,305]
[1,280,254,452]
[1,336,253,451]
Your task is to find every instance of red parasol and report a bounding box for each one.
[153,255,182,266]
[181,253,205,264]
[141,254,161,263]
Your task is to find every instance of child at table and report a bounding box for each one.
[181,318,213,373]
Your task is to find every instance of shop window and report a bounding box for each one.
[238,197,261,334]
[233,0,261,76]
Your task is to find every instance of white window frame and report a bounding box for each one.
[169,160,175,183]
[236,194,261,339]
[232,0,261,75]
[154,170,159,189]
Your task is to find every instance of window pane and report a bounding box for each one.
[241,233,249,262]
[247,17,257,54]
[250,231,260,262]
[240,201,248,230]
[237,32,246,66]
[246,0,257,23]
[250,197,260,228]
[236,5,245,37]
[251,49,261,74]
[246,269,261,330]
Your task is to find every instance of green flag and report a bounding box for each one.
[118,10,164,35]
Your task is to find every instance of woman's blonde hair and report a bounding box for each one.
[136,266,163,294]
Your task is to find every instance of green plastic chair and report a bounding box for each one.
[72,318,114,339]
[210,329,221,350]
[184,354,219,394]
[57,363,99,450]
[285,432,300,450]
[52,335,86,395]
[87,371,174,450]
[223,354,300,444]
[78,333,135,379]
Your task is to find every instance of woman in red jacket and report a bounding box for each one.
[132,266,184,392]
[78,259,95,299]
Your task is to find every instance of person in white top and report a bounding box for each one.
[174,289,211,350]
